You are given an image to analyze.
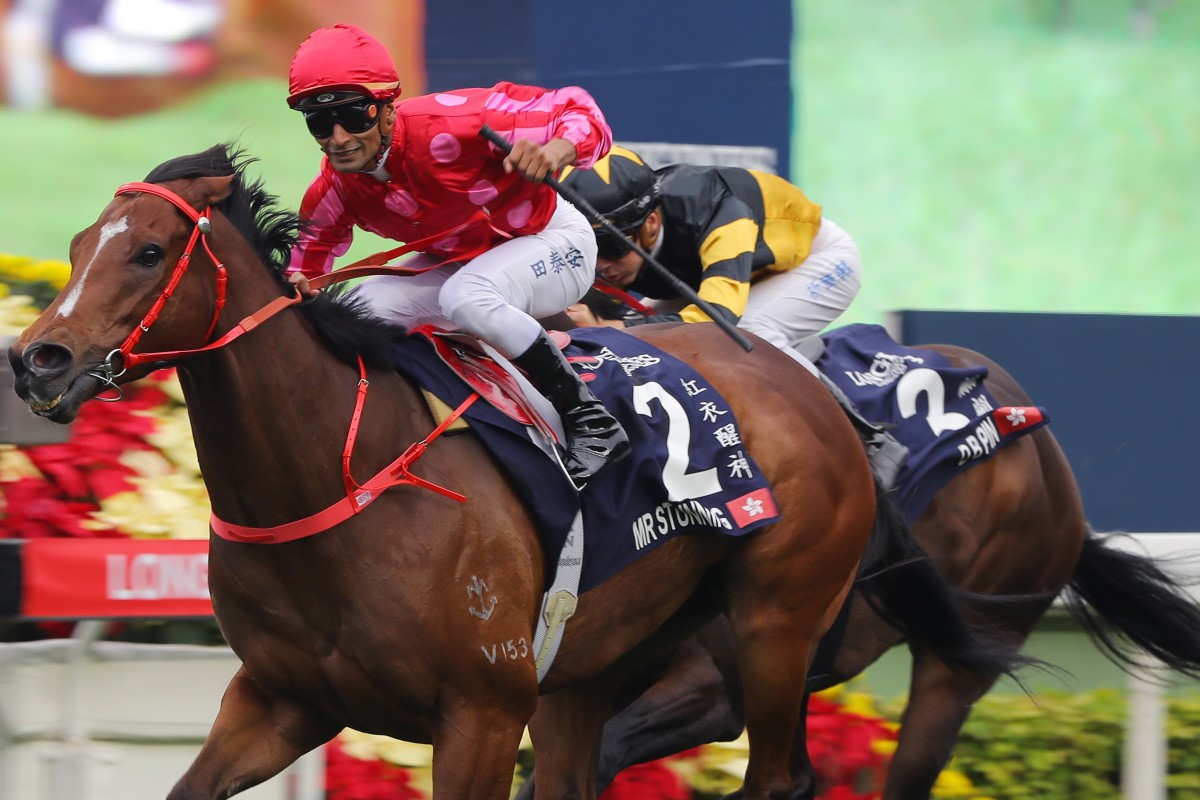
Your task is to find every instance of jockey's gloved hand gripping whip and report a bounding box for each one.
[479,125,754,352]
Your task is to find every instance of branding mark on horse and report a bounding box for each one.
[467,575,497,620]
[481,637,529,665]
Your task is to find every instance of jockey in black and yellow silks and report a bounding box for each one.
[562,147,909,490]
[560,146,861,356]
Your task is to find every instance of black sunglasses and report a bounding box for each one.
[303,100,381,139]
[596,226,638,260]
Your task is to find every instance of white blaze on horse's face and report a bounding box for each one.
[57,215,129,319]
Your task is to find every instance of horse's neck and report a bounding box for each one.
[177,308,421,526]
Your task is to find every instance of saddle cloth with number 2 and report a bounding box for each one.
[393,326,780,593]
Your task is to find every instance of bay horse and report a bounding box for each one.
[4,144,1017,800]
[534,343,1200,800]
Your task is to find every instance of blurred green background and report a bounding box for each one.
[1,0,1197,325]
[797,0,1200,326]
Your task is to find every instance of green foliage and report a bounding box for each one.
[1167,702,1200,795]
[882,690,1200,799]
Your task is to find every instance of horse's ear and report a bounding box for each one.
[195,174,236,209]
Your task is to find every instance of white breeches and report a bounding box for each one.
[737,217,862,350]
[352,200,597,357]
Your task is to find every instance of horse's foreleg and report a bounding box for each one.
[596,622,745,792]
[882,649,999,800]
[166,667,340,800]
[526,683,613,800]
[430,690,533,800]
[787,693,817,800]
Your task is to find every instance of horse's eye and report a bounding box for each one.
[136,245,164,267]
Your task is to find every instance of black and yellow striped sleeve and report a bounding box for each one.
[679,198,759,324]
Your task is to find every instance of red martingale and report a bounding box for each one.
[210,372,477,544]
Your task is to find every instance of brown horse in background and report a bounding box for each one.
[3,144,1018,799]
[532,344,1200,799]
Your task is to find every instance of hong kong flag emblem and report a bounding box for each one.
[726,487,780,529]
[992,406,1048,436]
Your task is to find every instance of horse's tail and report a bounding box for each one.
[1063,529,1200,680]
[854,483,1030,678]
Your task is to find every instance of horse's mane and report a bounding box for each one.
[143,143,402,368]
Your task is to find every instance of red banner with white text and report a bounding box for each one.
[22,538,212,618]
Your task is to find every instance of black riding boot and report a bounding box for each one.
[818,373,910,491]
[795,335,909,490]
[512,331,631,485]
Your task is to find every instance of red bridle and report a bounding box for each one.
[98,182,501,382]
[92,181,478,536]
[88,181,313,401]
[111,181,229,370]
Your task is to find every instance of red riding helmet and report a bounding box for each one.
[287,24,402,109]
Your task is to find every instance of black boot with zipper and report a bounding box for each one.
[512,331,631,486]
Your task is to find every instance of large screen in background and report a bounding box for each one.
[425,0,794,176]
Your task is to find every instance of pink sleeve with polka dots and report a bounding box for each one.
[484,83,613,167]
[287,170,355,279]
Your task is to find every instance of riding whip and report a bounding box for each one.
[478,125,754,352]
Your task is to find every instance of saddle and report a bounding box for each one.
[410,324,558,440]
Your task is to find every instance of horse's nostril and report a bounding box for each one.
[22,343,73,379]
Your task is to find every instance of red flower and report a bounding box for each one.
[805,695,894,799]
[600,760,690,800]
[1,375,176,540]
[0,477,121,539]
[324,740,424,800]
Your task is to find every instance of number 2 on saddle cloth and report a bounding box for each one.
[396,324,782,591]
